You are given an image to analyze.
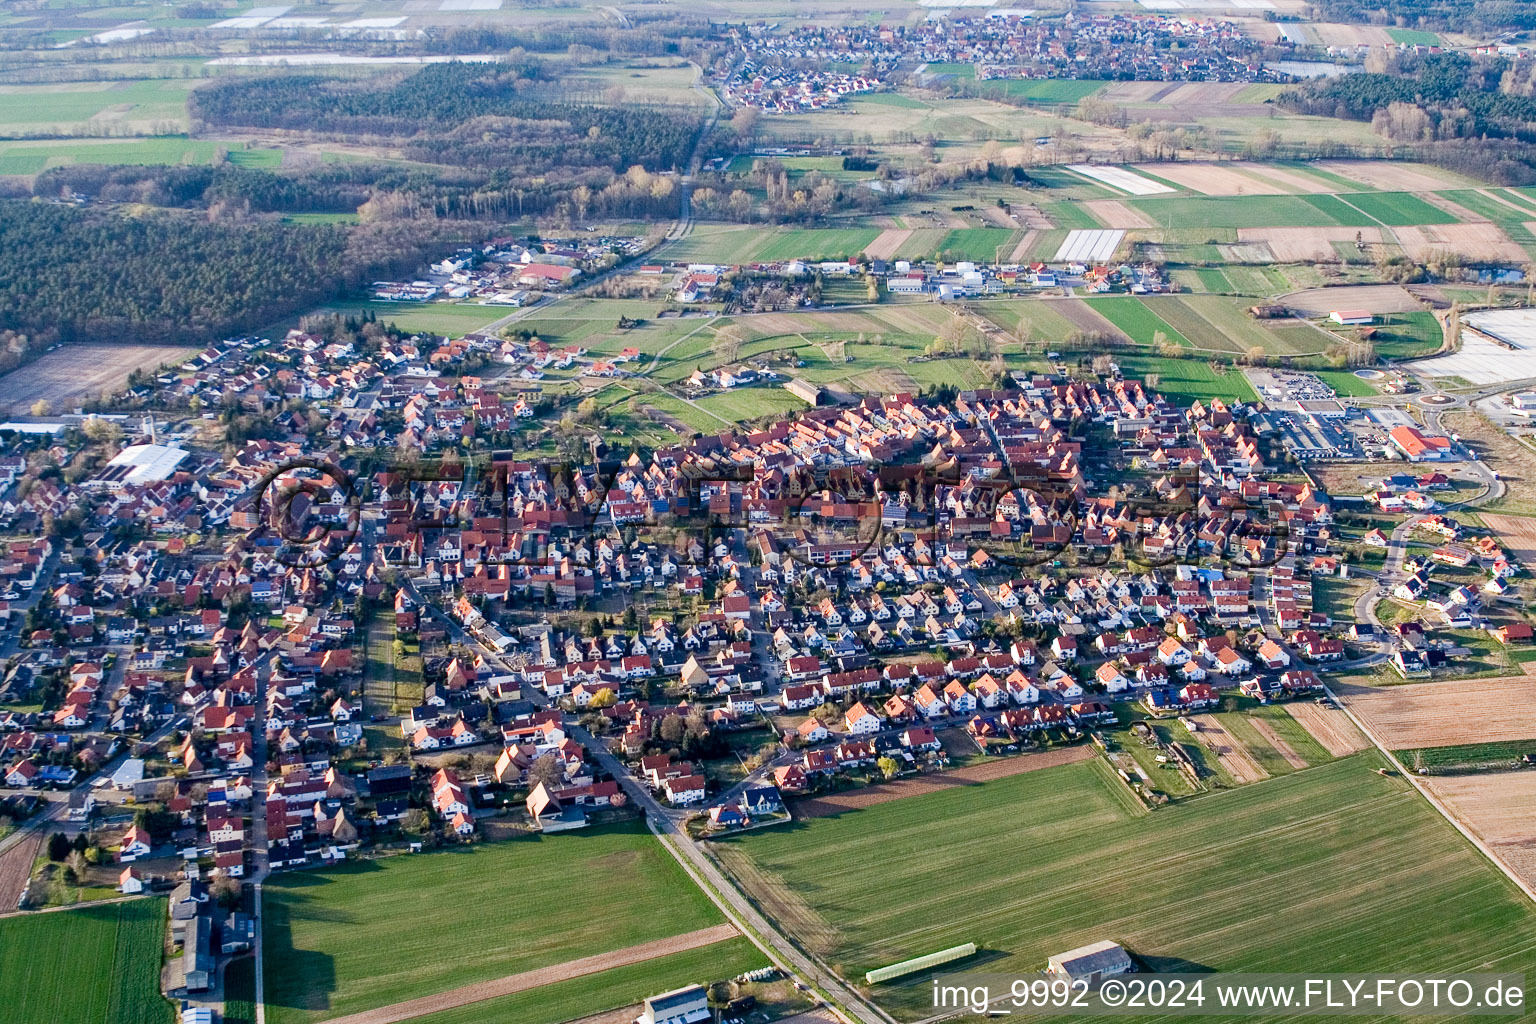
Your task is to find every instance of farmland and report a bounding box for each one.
[262,823,724,1024]
[0,343,197,415]
[0,80,197,134]
[1422,772,1536,894]
[1114,352,1258,403]
[307,301,511,338]
[0,136,281,173]
[1127,194,1376,229]
[0,897,172,1024]
[1337,191,1457,226]
[717,755,1536,1021]
[1084,296,1191,347]
[936,228,1018,262]
[1336,678,1536,750]
[404,938,767,1024]
[664,226,880,263]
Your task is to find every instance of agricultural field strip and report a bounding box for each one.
[312,926,741,1024]
[262,824,727,1024]
[1065,164,1175,196]
[1053,229,1124,262]
[717,755,1536,1021]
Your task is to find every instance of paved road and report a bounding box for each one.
[1352,514,1422,628]
[407,587,888,1024]
[568,716,892,1024]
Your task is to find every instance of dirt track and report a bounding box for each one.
[790,745,1096,819]
[1282,701,1369,758]
[1190,715,1267,783]
[312,924,740,1024]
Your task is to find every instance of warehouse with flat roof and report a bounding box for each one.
[88,443,189,489]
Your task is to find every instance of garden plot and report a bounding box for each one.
[1065,164,1175,196]
[1191,715,1268,783]
[1053,228,1125,261]
[1285,701,1370,757]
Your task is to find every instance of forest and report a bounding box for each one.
[1279,52,1536,182]
[188,63,703,174]
[0,202,426,345]
[1304,0,1536,32]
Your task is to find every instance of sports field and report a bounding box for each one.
[262,823,724,1024]
[0,897,172,1024]
[716,755,1536,1021]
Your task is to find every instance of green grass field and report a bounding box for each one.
[1386,27,1442,45]
[755,228,881,262]
[404,938,767,1024]
[313,300,510,337]
[1371,311,1445,360]
[936,228,1018,261]
[0,136,280,171]
[0,80,196,131]
[1085,296,1191,347]
[0,897,172,1024]
[1313,369,1380,397]
[980,79,1107,103]
[717,754,1536,1021]
[665,226,880,263]
[1116,352,1258,403]
[1337,191,1458,226]
[1041,201,1103,229]
[1395,741,1536,770]
[1129,194,1375,229]
[262,823,724,1024]
[694,386,809,423]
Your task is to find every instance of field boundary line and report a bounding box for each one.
[0,891,152,920]
[1325,684,1536,905]
[308,923,740,1024]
